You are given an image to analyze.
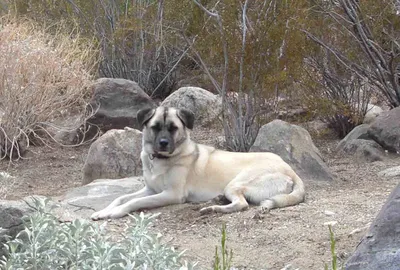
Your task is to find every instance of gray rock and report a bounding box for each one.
[161,87,222,126]
[336,124,386,162]
[345,183,400,270]
[340,139,386,162]
[60,177,144,217]
[83,78,155,140]
[336,124,371,151]
[363,104,383,124]
[378,166,400,178]
[250,119,333,181]
[0,197,47,259]
[83,127,143,184]
[368,107,400,153]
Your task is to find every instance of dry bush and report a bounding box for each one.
[0,18,97,160]
[302,53,370,138]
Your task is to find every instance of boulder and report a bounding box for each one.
[0,197,47,259]
[363,104,383,124]
[336,124,385,162]
[339,139,386,162]
[83,127,143,185]
[345,183,400,270]
[83,78,155,140]
[336,124,371,151]
[250,119,333,181]
[161,87,222,126]
[0,201,28,259]
[368,107,400,153]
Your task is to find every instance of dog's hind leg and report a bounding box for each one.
[200,185,249,214]
[256,172,305,213]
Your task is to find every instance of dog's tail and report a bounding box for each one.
[260,172,305,210]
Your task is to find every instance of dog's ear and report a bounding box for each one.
[177,108,195,130]
[137,107,155,128]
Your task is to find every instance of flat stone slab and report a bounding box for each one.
[59,177,144,218]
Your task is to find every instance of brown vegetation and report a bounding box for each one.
[0,18,97,159]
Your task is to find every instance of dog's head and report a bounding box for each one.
[137,106,194,157]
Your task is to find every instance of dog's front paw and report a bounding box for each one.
[91,209,109,220]
[199,206,215,215]
[91,207,128,220]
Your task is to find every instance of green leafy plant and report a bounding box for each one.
[0,197,197,270]
[324,225,343,270]
[213,224,233,270]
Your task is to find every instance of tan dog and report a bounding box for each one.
[91,106,305,220]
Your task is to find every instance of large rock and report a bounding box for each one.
[161,87,222,126]
[336,124,385,162]
[336,124,371,151]
[0,202,28,259]
[250,120,333,181]
[345,183,400,270]
[340,139,386,162]
[368,107,400,153]
[83,78,155,140]
[0,197,46,259]
[83,127,143,185]
[363,104,383,124]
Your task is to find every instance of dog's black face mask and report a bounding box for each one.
[150,120,177,154]
[137,107,195,158]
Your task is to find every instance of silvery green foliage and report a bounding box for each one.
[0,171,13,179]
[0,197,197,270]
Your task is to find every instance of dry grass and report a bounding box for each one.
[0,18,98,160]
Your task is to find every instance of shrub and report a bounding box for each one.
[0,18,97,160]
[303,53,369,138]
[0,197,197,270]
[212,224,233,270]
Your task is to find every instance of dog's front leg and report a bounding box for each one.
[93,190,184,220]
[91,187,155,220]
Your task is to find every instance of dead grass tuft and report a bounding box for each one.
[0,18,98,160]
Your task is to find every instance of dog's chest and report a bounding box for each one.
[143,161,170,193]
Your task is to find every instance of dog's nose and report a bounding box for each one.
[159,138,169,147]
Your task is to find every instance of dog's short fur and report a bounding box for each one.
[91,107,305,220]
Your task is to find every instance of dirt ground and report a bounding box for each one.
[1,129,399,270]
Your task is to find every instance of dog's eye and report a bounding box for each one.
[151,124,161,131]
[168,125,177,132]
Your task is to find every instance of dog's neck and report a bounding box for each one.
[149,153,170,160]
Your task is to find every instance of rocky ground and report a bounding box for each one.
[0,128,399,270]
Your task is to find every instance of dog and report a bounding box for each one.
[91,106,305,220]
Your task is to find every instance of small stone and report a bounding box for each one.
[348,228,363,237]
[324,210,335,216]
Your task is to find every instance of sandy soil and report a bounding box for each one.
[1,130,399,270]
